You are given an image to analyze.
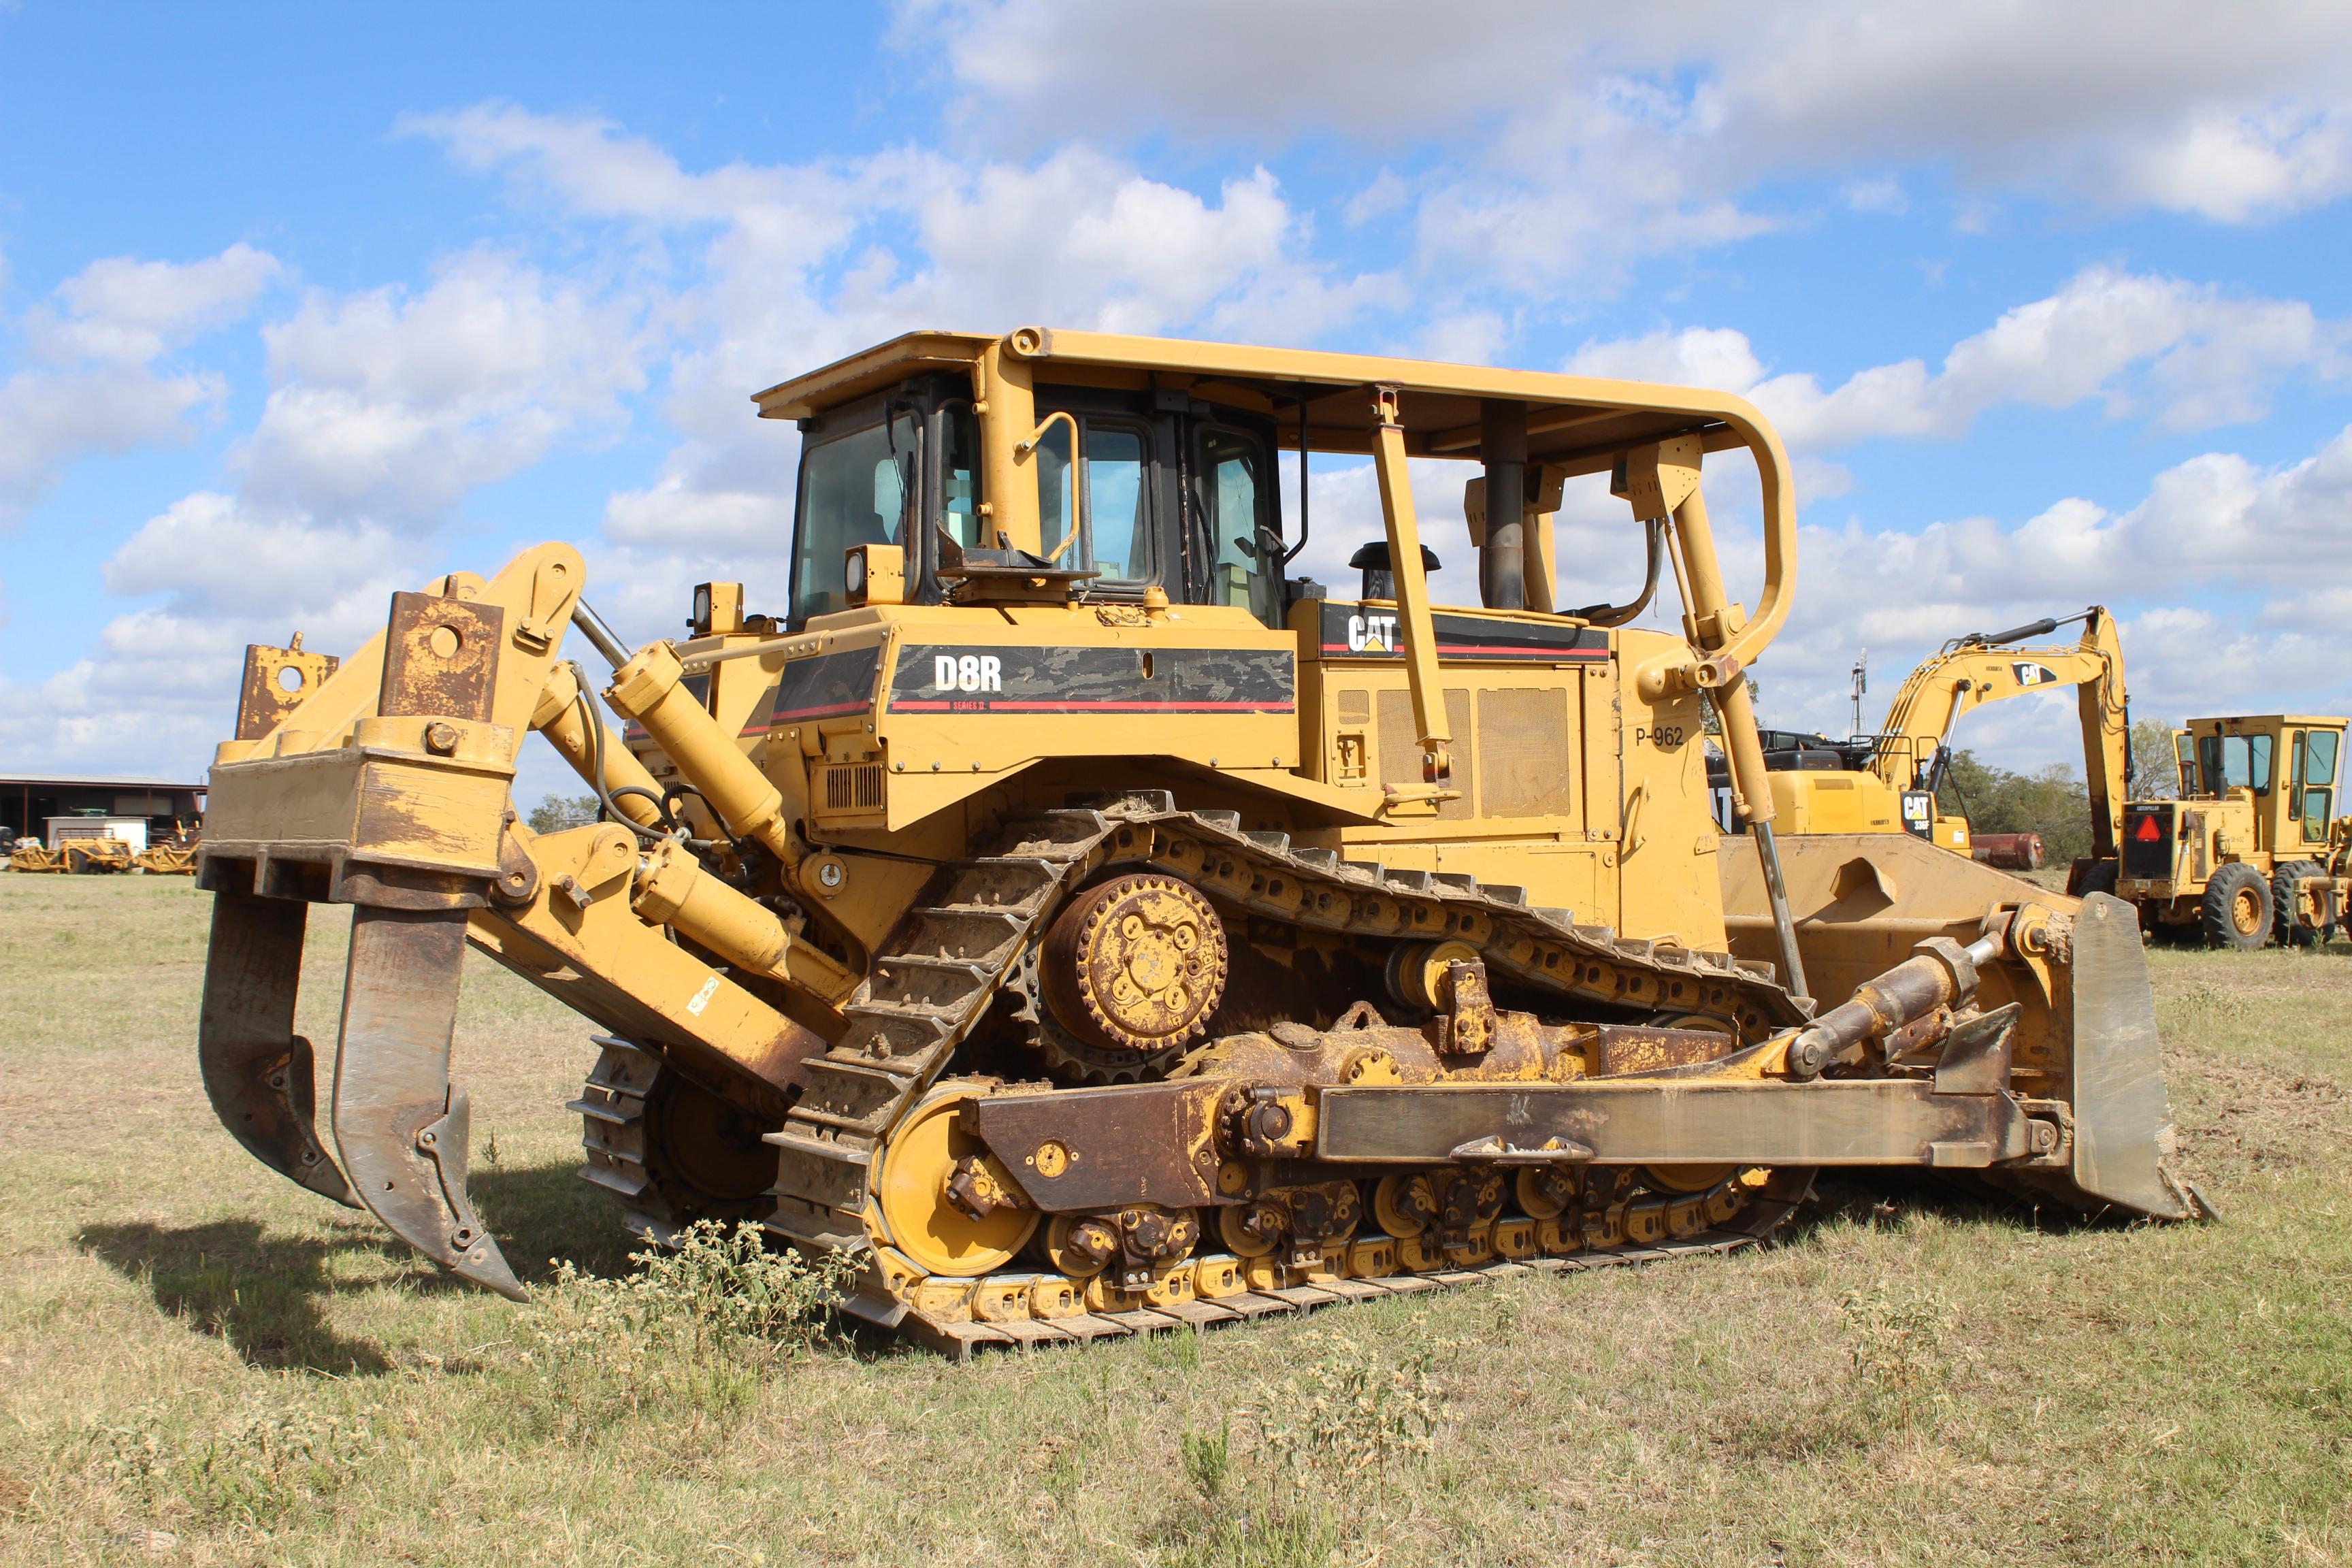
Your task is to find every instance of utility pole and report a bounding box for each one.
[1850,650,1868,737]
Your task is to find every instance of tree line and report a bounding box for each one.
[1933,717,2179,865]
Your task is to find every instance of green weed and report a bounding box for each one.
[74,1398,374,1527]
[1252,1330,1443,1482]
[1181,1416,1232,1501]
[1840,1279,1957,1426]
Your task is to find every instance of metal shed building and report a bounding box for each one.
[1,774,206,847]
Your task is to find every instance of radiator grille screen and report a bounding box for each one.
[1378,687,1474,820]
[1477,687,1572,818]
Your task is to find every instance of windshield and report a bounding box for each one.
[794,408,917,626]
[2198,732,2273,796]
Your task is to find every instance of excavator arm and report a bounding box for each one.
[1871,607,2130,860]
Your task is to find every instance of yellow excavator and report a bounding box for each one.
[1756,609,2129,868]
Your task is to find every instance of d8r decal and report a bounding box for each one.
[935,654,1004,693]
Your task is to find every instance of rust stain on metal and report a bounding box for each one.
[1591,1023,1740,1076]
[235,636,340,740]
[966,1079,1226,1209]
[379,592,504,721]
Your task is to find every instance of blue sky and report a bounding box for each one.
[5,1,2351,793]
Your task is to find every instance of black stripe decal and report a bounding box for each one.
[887,644,1294,715]
[1316,602,1610,661]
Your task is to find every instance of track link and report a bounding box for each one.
[570,1037,676,1241]
[759,790,1812,1348]
[904,1180,1810,1360]
[570,1036,781,1243]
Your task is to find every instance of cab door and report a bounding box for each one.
[1187,419,1284,626]
[2291,728,2342,849]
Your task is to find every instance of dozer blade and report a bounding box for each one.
[2065,892,2195,1220]
[329,906,525,1299]
[198,891,357,1208]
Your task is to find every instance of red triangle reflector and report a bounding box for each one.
[2132,815,2163,842]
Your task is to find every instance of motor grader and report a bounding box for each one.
[2087,713,2350,949]
[193,328,2197,1354]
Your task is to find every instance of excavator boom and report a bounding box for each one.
[1872,607,2130,859]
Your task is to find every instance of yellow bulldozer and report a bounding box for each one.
[1752,608,2129,868]
[2087,713,2351,948]
[191,327,2198,1354]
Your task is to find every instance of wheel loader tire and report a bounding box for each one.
[2069,858,2118,899]
[2273,859,2327,947]
[2202,863,2273,951]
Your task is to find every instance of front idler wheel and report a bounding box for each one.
[875,1087,1039,1277]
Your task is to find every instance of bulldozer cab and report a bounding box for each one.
[784,371,1290,632]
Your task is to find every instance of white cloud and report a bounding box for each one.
[0,595,399,781]
[1567,266,2345,448]
[48,240,653,777]
[409,105,1397,617]
[34,243,282,363]
[1844,176,1908,216]
[1718,422,2352,757]
[102,492,414,617]
[241,249,647,525]
[913,1,2352,301]
[0,243,281,525]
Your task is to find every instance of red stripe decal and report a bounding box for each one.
[1318,643,1607,659]
[889,699,1295,713]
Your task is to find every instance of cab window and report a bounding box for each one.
[792,406,917,625]
[2198,733,2273,796]
[938,402,983,551]
[1034,415,1158,588]
[2174,732,2195,796]
[1198,425,1280,625]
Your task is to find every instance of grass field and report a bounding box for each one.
[3,874,2349,1567]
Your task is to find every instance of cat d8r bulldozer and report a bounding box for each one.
[192,328,2198,1354]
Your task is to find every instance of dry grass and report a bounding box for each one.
[3,875,2351,1567]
